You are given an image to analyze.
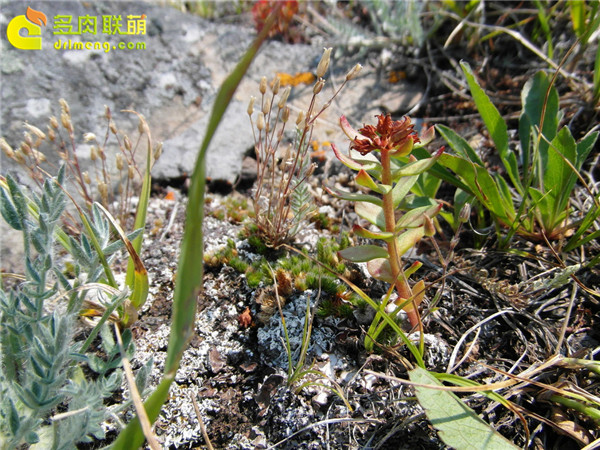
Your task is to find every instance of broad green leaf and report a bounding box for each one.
[461,62,509,156]
[411,146,472,194]
[575,131,598,170]
[519,71,559,175]
[355,201,386,229]
[436,124,483,165]
[396,227,425,257]
[412,171,442,199]
[392,173,420,209]
[545,127,577,224]
[409,367,519,450]
[395,203,442,231]
[338,245,389,262]
[461,62,522,194]
[392,153,442,178]
[438,154,515,224]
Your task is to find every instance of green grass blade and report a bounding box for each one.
[111,10,278,449]
[410,367,519,449]
[594,41,600,104]
[125,112,154,309]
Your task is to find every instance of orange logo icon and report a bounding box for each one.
[7,7,47,50]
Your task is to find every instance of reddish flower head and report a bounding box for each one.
[347,114,419,157]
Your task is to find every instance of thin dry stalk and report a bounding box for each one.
[247,50,361,247]
[114,323,161,450]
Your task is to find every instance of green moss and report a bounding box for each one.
[229,257,248,273]
[245,267,264,288]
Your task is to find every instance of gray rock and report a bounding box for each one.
[0,1,321,187]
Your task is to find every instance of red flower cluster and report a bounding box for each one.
[352,114,420,156]
[252,0,299,41]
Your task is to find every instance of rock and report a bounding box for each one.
[0,1,319,187]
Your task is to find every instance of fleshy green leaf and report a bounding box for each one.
[355,201,386,230]
[325,184,383,206]
[338,245,388,262]
[395,203,442,230]
[395,227,425,257]
[356,169,391,194]
[409,367,519,450]
[352,224,394,241]
[366,258,394,283]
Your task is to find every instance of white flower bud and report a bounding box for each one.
[345,63,363,81]
[316,47,332,78]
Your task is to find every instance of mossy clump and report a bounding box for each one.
[207,194,254,223]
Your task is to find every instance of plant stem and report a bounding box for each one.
[381,150,421,331]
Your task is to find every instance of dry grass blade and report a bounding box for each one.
[114,323,161,450]
[190,394,214,450]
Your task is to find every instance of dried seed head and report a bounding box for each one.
[23,133,33,148]
[278,87,291,109]
[138,117,145,134]
[58,151,68,160]
[59,98,70,115]
[14,149,26,164]
[20,142,32,156]
[104,105,112,120]
[90,146,98,161]
[262,100,270,115]
[281,106,290,123]
[116,153,124,170]
[98,181,108,202]
[128,166,135,179]
[83,132,96,142]
[276,268,293,297]
[47,128,55,141]
[345,63,363,81]
[257,112,265,131]
[124,135,132,151]
[316,47,332,78]
[271,76,280,95]
[32,149,46,162]
[0,139,15,159]
[259,76,267,94]
[247,96,255,116]
[154,142,163,160]
[296,110,305,126]
[24,123,46,140]
[109,120,117,135]
[313,78,325,95]
[459,203,471,223]
[49,116,59,129]
[98,147,106,161]
[83,171,91,184]
[60,113,73,133]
